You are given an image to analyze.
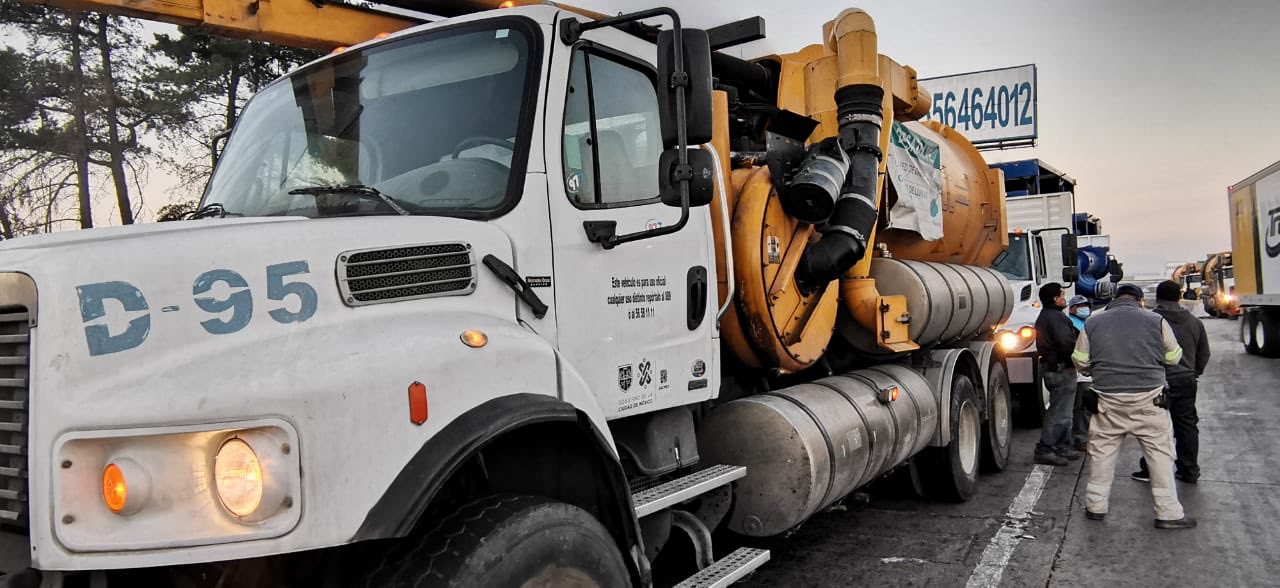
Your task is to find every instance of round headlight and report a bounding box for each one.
[214,438,263,518]
[998,331,1020,351]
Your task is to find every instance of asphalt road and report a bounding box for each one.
[738,315,1280,587]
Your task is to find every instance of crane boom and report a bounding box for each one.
[23,0,418,49]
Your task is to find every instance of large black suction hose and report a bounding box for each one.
[795,84,886,294]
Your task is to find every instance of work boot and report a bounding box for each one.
[1154,516,1197,530]
[1034,452,1068,466]
[1057,448,1084,461]
[1085,510,1106,521]
[1175,471,1199,484]
[1131,470,1150,483]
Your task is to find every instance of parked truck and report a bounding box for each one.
[0,2,1020,586]
[1229,160,1280,357]
[1200,251,1238,318]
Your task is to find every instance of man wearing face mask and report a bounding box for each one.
[1066,295,1095,451]
[1032,283,1082,466]
[1131,280,1210,484]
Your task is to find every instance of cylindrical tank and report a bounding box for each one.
[698,364,937,537]
[875,120,1007,267]
[839,258,1012,354]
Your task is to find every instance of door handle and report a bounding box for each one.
[687,266,708,330]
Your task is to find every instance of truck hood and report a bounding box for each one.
[1,216,520,368]
[0,217,294,254]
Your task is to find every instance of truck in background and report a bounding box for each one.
[986,160,1079,425]
[1229,160,1280,357]
[1200,250,1238,318]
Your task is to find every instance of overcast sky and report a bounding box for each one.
[60,0,1280,275]
[569,0,1280,276]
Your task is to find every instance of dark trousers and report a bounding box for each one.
[1138,376,1200,479]
[1072,381,1092,448]
[1036,367,1077,455]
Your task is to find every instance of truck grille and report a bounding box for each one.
[337,243,476,307]
[0,309,29,530]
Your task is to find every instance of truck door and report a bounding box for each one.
[544,27,719,419]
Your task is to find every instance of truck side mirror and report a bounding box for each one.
[660,148,715,207]
[657,28,713,149]
[1060,234,1078,268]
[1062,267,1079,283]
[1107,258,1124,282]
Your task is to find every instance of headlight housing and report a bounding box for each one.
[996,326,1036,352]
[55,420,301,552]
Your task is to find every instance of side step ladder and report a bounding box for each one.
[629,465,771,587]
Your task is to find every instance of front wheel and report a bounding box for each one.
[921,373,981,502]
[357,494,629,588]
[981,362,1012,473]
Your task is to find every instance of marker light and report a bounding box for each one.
[102,463,127,513]
[460,330,488,348]
[101,458,149,515]
[215,439,263,518]
[499,0,515,7]
[373,32,390,39]
[1018,326,1035,339]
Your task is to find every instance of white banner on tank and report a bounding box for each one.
[886,121,944,241]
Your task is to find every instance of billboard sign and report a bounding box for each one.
[920,64,1037,145]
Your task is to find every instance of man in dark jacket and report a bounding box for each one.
[1032,283,1081,466]
[1133,280,1211,483]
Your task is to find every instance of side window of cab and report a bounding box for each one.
[561,48,662,208]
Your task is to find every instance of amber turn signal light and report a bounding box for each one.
[102,463,127,513]
[460,330,488,348]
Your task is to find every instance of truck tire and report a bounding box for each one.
[1259,309,1280,358]
[981,362,1012,473]
[358,494,629,588]
[1243,311,1260,355]
[921,373,981,501]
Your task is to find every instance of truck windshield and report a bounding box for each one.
[993,234,1033,281]
[202,21,538,218]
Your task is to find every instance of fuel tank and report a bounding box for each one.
[876,120,1007,267]
[698,364,937,537]
[839,258,1012,354]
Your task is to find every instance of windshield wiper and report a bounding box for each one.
[188,202,242,219]
[288,184,411,216]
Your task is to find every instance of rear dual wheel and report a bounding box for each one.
[1249,309,1280,358]
[921,373,981,501]
[981,362,1012,473]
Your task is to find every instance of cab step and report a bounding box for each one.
[674,547,771,588]
[631,464,745,518]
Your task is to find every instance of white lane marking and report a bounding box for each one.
[965,464,1055,588]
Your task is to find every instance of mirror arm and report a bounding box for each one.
[568,7,695,250]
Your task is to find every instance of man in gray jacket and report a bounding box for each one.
[1132,280,1211,483]
[1072,284,1196,529]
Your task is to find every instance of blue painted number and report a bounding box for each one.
[267,261,318,324]
[77,281,151,356]
[193,269,253,335]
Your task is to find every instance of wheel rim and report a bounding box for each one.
[993,382,1011,448]
[958,399,980,475]
[1242,316,1250,344]
[522,566,600,588]
[1257,320,1267,348]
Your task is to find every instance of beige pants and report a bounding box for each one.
[1086,386,1184,521]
